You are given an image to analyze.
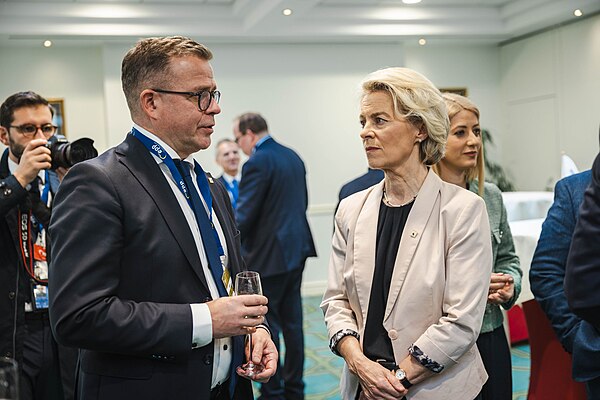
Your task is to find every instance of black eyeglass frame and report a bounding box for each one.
[9,124,58,138]
[152,89,221,111]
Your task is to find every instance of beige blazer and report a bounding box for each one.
[322,170,492,400]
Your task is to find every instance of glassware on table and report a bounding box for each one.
[234,271,264,378]
[0,357,19,400]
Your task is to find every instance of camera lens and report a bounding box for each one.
[67,138,97,166]
[46,135,98,169]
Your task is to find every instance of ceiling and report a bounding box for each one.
[0,0,598,47]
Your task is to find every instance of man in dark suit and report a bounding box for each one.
[0,91,77,400]
[335,168,383,216]
[48,36,277,400]
[233,113,316,400]
[530,170,600,397]
[338,168,384,202]
[565,152,600,398]
[215,138,241,209]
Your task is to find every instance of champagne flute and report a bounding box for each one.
[0,357,19,400]
[235,271,264,377]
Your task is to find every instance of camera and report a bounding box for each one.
[45,134,98,170]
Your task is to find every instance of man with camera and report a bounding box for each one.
[0,91,78,400]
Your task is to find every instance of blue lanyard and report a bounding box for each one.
[41,170,51,206]
[130,128,224,256]
[31,170,52,234]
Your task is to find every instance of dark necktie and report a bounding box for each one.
[173,159,228,298]
[173,160,244,395]
[230,179,239,209]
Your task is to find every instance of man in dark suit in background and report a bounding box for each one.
[215,138,241,209]
[530,169,600,397]
[49,36,277,400]
[565,150,600,399]
[233,112,317,400]
[338,168,383,203]
[335,168,383,216]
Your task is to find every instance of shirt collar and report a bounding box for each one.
[133,123,194,165]
[253,134,271,154]
[221,173,240,184]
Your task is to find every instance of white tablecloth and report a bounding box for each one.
[509,218,545,304]
[501,192,554,222]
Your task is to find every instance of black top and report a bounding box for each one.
[363,199,413,363]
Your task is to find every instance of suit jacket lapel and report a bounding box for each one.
[353,181,383,322]
[384,170,442,321]
[117,134,210,293]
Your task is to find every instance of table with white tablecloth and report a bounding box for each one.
[508,218,544,304]
[501,191,554,222]
[500,193,551,344]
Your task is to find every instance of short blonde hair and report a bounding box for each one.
[361,67,448,165]
[438,93,485,196]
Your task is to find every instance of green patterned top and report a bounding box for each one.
[469,180,522,334]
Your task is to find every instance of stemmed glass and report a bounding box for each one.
[235,271,264,378]
[0,357,19,400]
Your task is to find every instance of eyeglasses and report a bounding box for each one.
[153,89,221,111]
[10,124,57,138]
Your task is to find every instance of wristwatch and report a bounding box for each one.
[395,368,413,389]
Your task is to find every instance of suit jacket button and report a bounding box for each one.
[204,297,211,303]
[192,342,198,349]
[8,291,15,300]
[204,354,213,365]
[388,329,398,340]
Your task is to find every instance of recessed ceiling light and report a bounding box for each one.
[402,0,422,4]
[282,8,293,16]
[418,38,427,46]
[574,9,583,17]
[43,40,52,48]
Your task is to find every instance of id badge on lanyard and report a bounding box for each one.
[32,231,49,310]
[19,210,49,310]
[31,283,49,310]
[33,232,48,281]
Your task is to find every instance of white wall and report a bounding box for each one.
[1,14,597,293]
[500,14,600,190]
[0,46,108,150]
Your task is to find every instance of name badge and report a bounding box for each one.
[31,284,49,310]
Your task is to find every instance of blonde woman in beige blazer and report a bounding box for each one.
[321,67,493,400]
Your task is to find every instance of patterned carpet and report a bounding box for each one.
[255,295,531,400]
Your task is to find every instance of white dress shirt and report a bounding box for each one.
[133,124,232,388]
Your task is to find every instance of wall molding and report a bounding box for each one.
[301,280,328,297]
[307,203,336,216]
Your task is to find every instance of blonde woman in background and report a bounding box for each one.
[321,68,493,400]
[434,93,522,400]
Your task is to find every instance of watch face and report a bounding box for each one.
[395,369,406,380]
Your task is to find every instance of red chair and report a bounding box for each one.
[508,304,529,344]
[522,299,587,400]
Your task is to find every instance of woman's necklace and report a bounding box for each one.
[382,187,418,208]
